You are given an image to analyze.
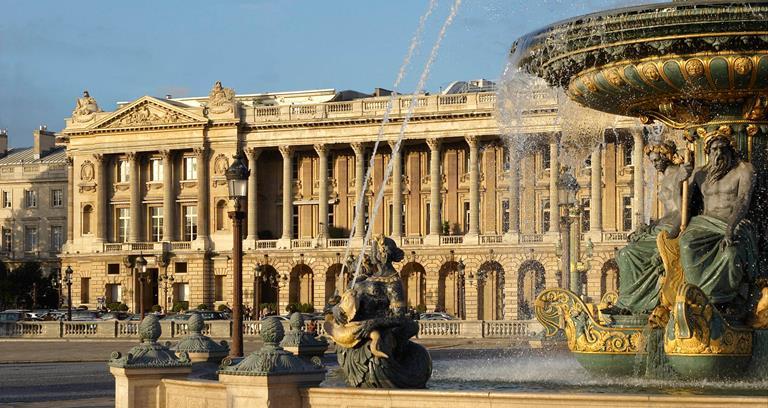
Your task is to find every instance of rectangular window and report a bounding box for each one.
[623,141,634,166]
[464,150,471,174]
[2,227,11,252]
[50,226,63,251]
[401,202,406,235]
[542,199,551,233]
[292,205,299,239]
[214,275,224,302]
[184,157,197,180]
[24,226,38,252]
[25,190,37,208]
[425,202,430,236]
[150,158,163,182]
[581,198,591,232]
[107,263,120,275]
[51,189,63,208]
[502,147,511,172]
[327,154,334,180]
[117,208,130,243]
[151,207,163,242]
[502,199,510,233]
[118,160,130,183]
[81,278,91,304]
[622,196,633,231]
[2,191,11,208]
[542,147,551,171]
[184,206,198,241]
[106,284,122,303]
[388,204,393,236]
[463,202,470,234]
[292,155,300,180]
[175,262,187,274]
[174,282,189,302]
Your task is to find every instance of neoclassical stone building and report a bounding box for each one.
[0,128,67,276]
[60,81,652,319]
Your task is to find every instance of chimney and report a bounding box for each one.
[0,129,7,157]
[33,126,55,159]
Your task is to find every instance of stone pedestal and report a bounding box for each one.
[218,372,325,408]
[110,366,192,408]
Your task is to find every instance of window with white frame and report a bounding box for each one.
[541,199,551,233]
[2,191,11,208]
[174,282,189,302]
[542,147,551,171]
[2,227,11,252]
[50,226,63,251]
[117,208,130,242]
[150,207,163,242]
[106,284,122,303]
[463,202,470,234]
[622,196,633,231]
[24,226,38,252]
[25,190,37,208]
[150,158,163,182]
[51,189,63,208]
[118,160,130,182]
[183,157,197,180]
[502,199,510,233]
[184,206,198,241]
[581,198,591,232]
[623,140,634,166]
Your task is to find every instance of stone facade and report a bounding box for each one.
[60,82,651,319]
[0,128,67,279]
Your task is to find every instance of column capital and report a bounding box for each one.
[193,146,208,159]
[464,135,479,148]
[313,144,327,156]
[125,152,137,162]
[350,142,365,156]
[426,138,441,152]
[66,155,74,167]
[549,132,561,144]
[93,153,105,164]
[245,147,262,161]
[278,145,293,158]
[158,149,173,160]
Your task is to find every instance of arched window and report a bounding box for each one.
[82,205,93,235]
[215,200,227,231]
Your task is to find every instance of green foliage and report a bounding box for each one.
[415,304,427,314]
[0,261,58,310]
[172,301,189,313]
[285,303,297,313]
[106,302,121,311]
[150,304,162,313]
[442,221,450,235]
[217,304,231,312]
[117,303,129,312]
[286,302,315,313]
[196,303,210,311]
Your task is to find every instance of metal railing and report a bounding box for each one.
[603,231,629,242]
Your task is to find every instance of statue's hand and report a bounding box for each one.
[721,229,734,249]
[354,320,375,339]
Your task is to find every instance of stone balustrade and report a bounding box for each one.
[0,319,540,340]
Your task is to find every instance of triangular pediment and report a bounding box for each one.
[89,96,208,130]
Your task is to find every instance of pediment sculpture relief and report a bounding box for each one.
[106,104,183,128]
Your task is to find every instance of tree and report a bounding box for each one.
[0,261,58,310]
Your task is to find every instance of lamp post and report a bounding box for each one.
[64,265,73,321]
[158,258,174,314]
[226,150,249,358]
[557,168,580,294]
[457,259,466,320]
[254,263,263,319]
[135,254,148,319]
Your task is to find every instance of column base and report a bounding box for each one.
[585,230,603,243]
[276,238,292,250]
[543,232,561,244]
[192,237,210,251]
[423,235,440,245]
[244,237,258,251]
[463,234,479,245]
[503,232,519,244]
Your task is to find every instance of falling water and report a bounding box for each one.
[349,0,464,287]
[337,0,439,286]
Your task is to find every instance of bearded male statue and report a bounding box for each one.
[611,141,690,315]
[679,127,758,314]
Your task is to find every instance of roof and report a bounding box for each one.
[0,146,67,166]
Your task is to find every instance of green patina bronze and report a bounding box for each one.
[108,314,191,369]
[172,312,229,358]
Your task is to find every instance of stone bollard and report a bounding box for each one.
[172,312,229,364]
[218,317,325,408]
[108,315,192,408]
[280,312,328,358]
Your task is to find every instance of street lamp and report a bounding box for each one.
[135,254,148,319]
[254,263,264,319]
[557,168,580,294]
[456,259,466,320]
[226,150,249,358]
[158,255,174,314]
[64,265,73,321]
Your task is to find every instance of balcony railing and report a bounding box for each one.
[603,232,629,242]
[480,235,503,244]
[291,239,313,249]
[520,234,544,243]
[249,92,496,123]
[401,237,424,246]
[440,236,464,245]
[327,239,348,248]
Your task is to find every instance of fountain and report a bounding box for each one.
[509,0,768,379]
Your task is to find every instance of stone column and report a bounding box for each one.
[246,147,261,243]
[388,140,403,238]
[94,154,108,243]
[548,137,560,234]
[427,138,442,240]
[351,142,366,240]
[506,148,520,240]
[314,144,328,240]
[65,155,74,245]
[160,150,175,242]
[632,130,645,230]
[278,146,293,246]
[466,136,480,237]
[128,152,141,242]
[589,144,603,240]
[194,146,210,247]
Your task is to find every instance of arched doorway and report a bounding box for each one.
[477,261,504,320]
[517,260,545,320]
[437,261,462,317]
[400,262,426,311]
[601,259,619,297]
[255,265,279,314]
[324,263,350,301]
[289,264,314,306]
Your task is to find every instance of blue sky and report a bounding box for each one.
[0,0,642,147]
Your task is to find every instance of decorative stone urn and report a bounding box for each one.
[172,312,229,364]
[280,312,328,359]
